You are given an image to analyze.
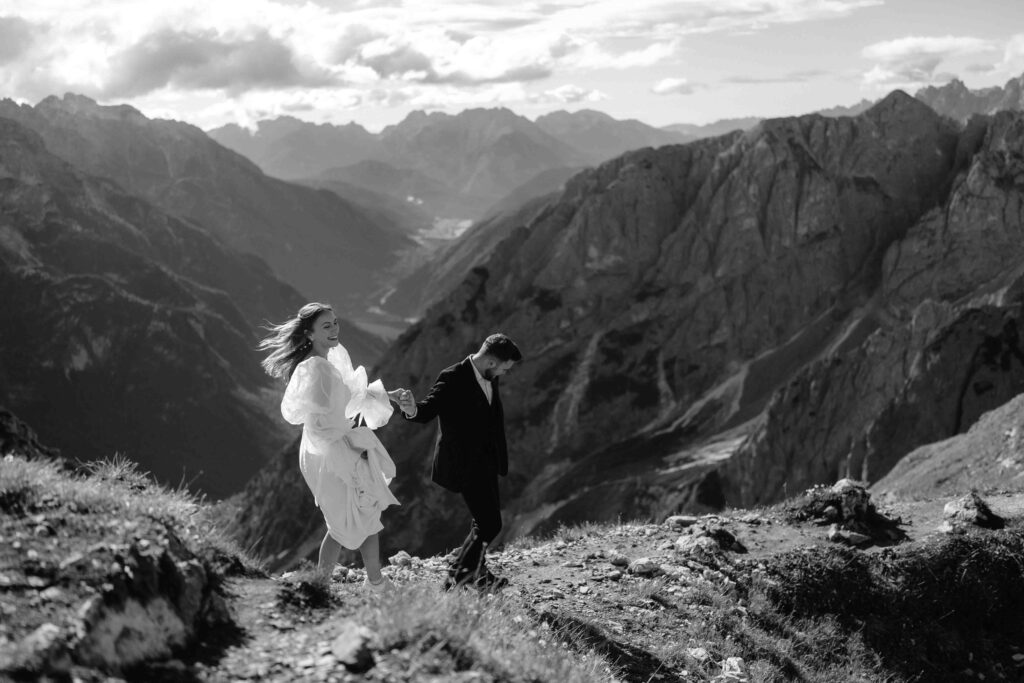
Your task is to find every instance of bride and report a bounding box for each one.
[259,302,407,591]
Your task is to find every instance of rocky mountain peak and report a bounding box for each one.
[867,88,942,123]
[36,93,147,124]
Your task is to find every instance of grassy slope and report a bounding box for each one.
[3,453,1024,681]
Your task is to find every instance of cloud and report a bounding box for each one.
[341,31,562,85]
[861,35,997,87]
[0,16,38,64]
[530,84,607,104]
[724,69,827,84]
[0,0,887,128]
[1001,34,1024,75]
[101,27,338,97]
[570,39,679,70]
[651,77,695,95]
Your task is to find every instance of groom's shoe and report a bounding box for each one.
[472,568,509,592]
[442,570,475,591]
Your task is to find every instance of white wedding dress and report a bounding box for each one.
[281,346,400,549]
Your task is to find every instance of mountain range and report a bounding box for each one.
[8,72,1024,562]
[209,108,695,223]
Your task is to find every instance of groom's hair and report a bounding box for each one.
[481,333,522,363]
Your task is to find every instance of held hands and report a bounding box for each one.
[387,388,417,416]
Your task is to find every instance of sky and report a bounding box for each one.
[1,0,1023,132]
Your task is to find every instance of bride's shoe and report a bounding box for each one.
[363,575,394,592]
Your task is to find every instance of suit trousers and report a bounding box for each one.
[450,476,502,578]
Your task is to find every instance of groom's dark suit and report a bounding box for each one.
[405,357,507,581]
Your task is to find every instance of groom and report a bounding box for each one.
[397,333,522,590]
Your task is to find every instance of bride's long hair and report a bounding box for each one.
[259,302,333,381]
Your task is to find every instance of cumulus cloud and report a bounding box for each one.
[530,84,607,104]
[0,16,38,64]
[101,27,338,97]
[570,39,679,70]
[338,30,562,85]
[861,35,997,87]
[651,77,695,95]
[0,0,886,126]
[1002,34,1024,75]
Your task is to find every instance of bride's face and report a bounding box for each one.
[307,310,339,356]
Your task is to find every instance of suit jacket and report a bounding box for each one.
[405,358,507,493]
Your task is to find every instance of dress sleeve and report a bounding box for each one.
[281,358,332,425]
[329,346,394,430]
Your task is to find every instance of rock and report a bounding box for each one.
[827,524,872,546]
[665,515,699,528]
[687,646,711,662]
[675,535,723,563]
[845,531,872,546]
[713,656,749,682]
[39,587,64,602]
[831,479,871,521]
[330,621,377,673]
[608,553,630,568]
[389,551,413,567]
[943,493,1005,530]
[3,622,70,676]
[628,558,661,576]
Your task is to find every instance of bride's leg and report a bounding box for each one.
[318,531,342,576]
[359,533,383,583]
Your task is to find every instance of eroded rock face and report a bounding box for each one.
[720,110,1024,509]
[1,527,231,678]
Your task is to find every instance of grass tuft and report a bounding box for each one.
[277,565,338,610]
[354,584,614,681]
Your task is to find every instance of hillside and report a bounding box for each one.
[4,434,1024,682]
[0,116,314,496]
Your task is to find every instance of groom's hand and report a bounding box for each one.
[398,390,417,417]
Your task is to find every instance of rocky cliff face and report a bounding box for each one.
[0,116,299,496]
[720,110,1024,506]
[0,95,411,321]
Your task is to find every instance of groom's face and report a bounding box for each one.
[484,360,516,380]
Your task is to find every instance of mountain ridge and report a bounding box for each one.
[0,94,412,320]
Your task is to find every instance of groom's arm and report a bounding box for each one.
[404,370,452,423]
